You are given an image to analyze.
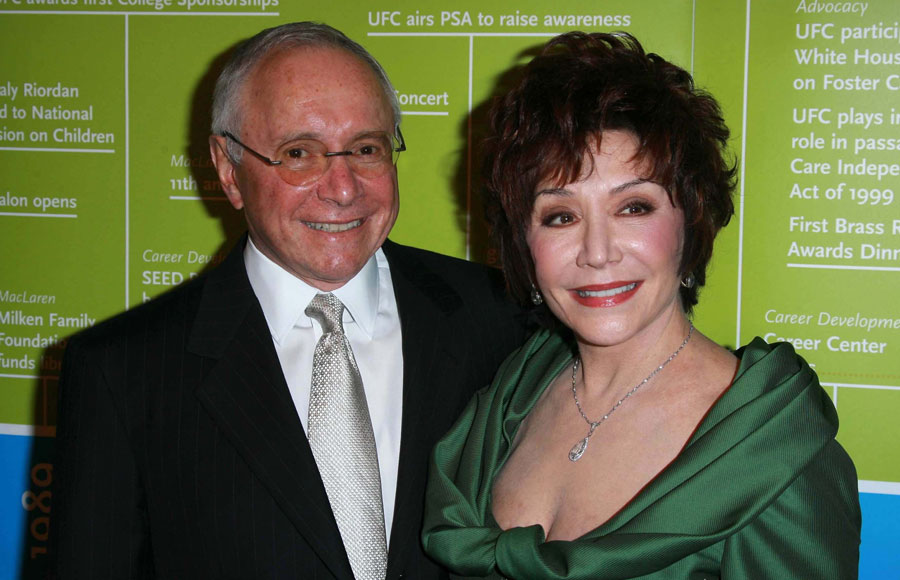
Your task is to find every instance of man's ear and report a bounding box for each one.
[209,134,245,210]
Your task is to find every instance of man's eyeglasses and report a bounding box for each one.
[221,127,406,187]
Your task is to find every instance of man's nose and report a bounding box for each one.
[575,218,621,268]
[314,155,362,205]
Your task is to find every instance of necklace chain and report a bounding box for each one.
[568,322,694,462]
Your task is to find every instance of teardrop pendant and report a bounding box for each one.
[568,437,589,462]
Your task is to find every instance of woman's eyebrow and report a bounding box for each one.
[609,178,652,195]
[535,187,572,197]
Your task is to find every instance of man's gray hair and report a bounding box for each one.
[211,21,402,162]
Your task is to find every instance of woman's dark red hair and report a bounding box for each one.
[483,32,736,313]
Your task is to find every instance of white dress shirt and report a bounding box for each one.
[243,238,404,544]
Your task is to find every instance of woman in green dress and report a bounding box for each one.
[422,32,860,579]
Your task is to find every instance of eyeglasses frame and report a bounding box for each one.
[220,126,406,170]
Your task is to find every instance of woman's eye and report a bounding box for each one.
[542,212,575,226]
[620,201,654,215]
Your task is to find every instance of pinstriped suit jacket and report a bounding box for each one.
[51,238,527,579]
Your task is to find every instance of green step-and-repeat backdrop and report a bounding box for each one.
[1,0,897,577]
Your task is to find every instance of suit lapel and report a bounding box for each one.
[382,241,468,574]
[187,240,353,579]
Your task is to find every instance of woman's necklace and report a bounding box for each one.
[568,322,694,462]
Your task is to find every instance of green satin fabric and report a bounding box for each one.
[422,330,861,579]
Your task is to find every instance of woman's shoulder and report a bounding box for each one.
[468,328,574,417]
[727,337,827,402]
[735,336,808,368]
[693,336,842,477]
[495,328,572,378]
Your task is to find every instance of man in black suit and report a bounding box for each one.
[52,22,526,579]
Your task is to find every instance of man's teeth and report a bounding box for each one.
[303,219,362,233]
[576,283,637,298]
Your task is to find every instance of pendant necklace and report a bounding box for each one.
[568,322,694,462]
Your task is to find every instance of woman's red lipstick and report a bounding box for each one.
[570,281,641,307]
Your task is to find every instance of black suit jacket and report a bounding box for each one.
[51,238,527,579]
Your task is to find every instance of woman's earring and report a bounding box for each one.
[681,273,695,289]
[530,284,543,305]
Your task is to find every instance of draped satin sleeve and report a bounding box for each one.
[422,330,861,580]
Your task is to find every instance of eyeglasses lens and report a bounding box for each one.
[274,133,400,186]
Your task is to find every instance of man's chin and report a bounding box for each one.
[293,255,377,290]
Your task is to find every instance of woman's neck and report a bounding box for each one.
[574,310,693,401]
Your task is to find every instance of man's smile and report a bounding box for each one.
[302,218,364,233]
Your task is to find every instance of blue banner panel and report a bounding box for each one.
[0,434,54,580]
[859,492,900,579]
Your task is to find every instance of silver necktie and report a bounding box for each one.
[305,292,387,580]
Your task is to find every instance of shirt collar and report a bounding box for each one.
[243,237,381,343]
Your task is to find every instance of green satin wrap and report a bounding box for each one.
[422,330,861,579]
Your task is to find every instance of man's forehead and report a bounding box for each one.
[242,45,391,123]
[250,45,377,91]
